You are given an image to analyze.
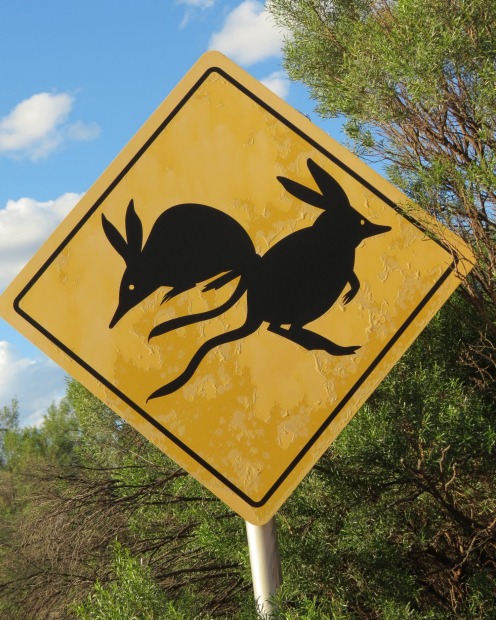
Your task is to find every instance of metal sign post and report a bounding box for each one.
[246,517,282,618]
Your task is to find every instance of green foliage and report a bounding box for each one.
[270,0,495,141]
[0,399,19,467]
[65,377,123,468]
[0,399,19,431]
[73,542,186,620]
[2,397,80,472]
[0,379,256,618]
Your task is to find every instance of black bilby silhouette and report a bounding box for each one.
[146,158,391,401]
[102,200,257,328]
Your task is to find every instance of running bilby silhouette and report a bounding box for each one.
[102,200,257,328]
[144,158,391,401]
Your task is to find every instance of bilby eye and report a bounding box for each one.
[128,284,135,291]
[360,219,365,225]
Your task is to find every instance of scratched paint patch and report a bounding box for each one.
[0,52,473,524]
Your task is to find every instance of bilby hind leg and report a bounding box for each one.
[150,279,247,341]
[268,324,360,356]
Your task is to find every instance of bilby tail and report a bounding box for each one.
[147,313,263,400]
[148,277,247,341]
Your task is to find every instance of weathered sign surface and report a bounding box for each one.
[0,52,474,524]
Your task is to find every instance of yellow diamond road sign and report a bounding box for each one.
[0,52,473,524]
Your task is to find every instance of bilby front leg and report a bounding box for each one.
[162,283,195,304]
[202,270,238,292]
[342,271,360,305]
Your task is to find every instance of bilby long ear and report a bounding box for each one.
[276,175,327,210]
[307,158,350,211]
[125,199,143,254]
[102,213,129,261]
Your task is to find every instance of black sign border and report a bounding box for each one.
[13,66,457,508]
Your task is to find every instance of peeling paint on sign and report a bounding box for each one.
[0,52,474,524]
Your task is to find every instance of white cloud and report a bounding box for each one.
[209,0,287,66]
[0,93,100,160]
[177,0,215,28]
[177,0,215,7]
[65,119,101,142]
[261,70,290,99]
[0,193,83,290]
[0,341,66,427]
[0,192,84,426]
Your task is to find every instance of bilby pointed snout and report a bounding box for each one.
[109,303,127,329]
[109,286,148,328]
[364,222,392,239]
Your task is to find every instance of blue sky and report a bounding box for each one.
[0,0,344,426]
